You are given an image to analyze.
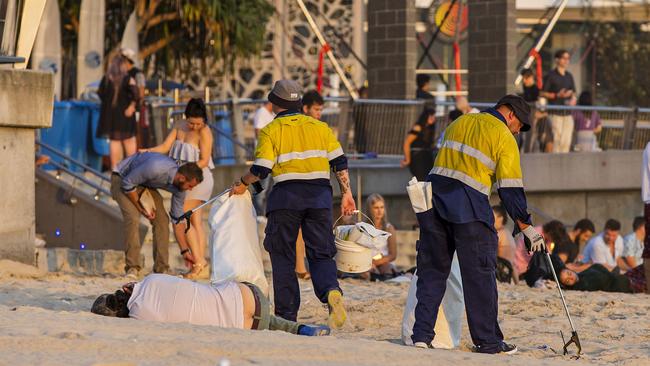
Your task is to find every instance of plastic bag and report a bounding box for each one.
[334,222,391,252]
[401,253,464,349]
[208,191,269,295]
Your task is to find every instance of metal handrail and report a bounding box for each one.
[354,98,425,105]
[43,159,111,196]
[37,141,110,182]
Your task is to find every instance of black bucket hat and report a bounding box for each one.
[495,94,532,132]
[268,80,303,110]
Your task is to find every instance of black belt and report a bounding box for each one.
[243,282,262,330]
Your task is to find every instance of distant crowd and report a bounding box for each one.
[492,211,647,294]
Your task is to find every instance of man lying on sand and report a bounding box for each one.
[91,274,330,336]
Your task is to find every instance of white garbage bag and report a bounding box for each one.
[401,253,464,349]
[208,191,269,295]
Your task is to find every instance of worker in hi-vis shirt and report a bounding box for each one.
[411,95,547,354]
[231,80,356,330]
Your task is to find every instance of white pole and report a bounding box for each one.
[295,0,359,100]
[514,0,569,86]
[13,0,48,69]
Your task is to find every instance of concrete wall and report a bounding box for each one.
[212,151,645,233]
[0,69,53,264]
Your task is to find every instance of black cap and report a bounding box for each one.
[495,94,531,132]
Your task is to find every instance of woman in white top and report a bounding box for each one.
[142,98,214,278]
[366,193,397,277]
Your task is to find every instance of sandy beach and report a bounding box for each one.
[0,260,648,366]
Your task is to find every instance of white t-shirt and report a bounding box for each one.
[642,142,650,203]
[127,274,244,328]
[253,106,275,130]
[582,232,623,268]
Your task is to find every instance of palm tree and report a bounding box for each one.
[59,0,273,97]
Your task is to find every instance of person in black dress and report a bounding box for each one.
[401,108,436,181]
[97,54,139,169]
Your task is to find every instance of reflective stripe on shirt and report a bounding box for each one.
[430,166,490,195]
[494,178,524,189]
[440,140,496,171]
[254,158,275,169]
[278,149,328,163]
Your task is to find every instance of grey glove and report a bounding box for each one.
[522,225,546,253]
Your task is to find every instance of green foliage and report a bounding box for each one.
[585,2,650,106]
[58,0,273,89]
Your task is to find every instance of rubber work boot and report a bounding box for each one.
[298,325,331,336]
[326,290,347,329]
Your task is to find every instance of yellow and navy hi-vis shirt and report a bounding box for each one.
[427,108,531,230]
[250,109,348,213]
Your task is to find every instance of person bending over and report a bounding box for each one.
[91,274,330,336]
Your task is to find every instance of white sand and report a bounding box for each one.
[0,261,648,366]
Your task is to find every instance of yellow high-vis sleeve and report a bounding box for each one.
[254,128,277,170]
[326,128,344,160]
[494,132,524,189]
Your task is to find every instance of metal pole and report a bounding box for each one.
[514,0,569,86]
[231,99,246,164]
[356,169,362,222]
[280,0,287,79]
[545,252,577,332]
[295,0,359,100]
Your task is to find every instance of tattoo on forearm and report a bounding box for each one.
[336,170,351,195]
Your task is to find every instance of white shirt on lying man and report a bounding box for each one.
[127,274,244,328]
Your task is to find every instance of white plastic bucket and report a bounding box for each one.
[333,211,375,273]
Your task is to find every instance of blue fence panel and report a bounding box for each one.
[212,110,235,165]
[40,101,107,172]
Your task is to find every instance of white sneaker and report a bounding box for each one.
[414,341,433,349]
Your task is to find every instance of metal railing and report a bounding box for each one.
[145,97,650,164]
[37,141,111,197]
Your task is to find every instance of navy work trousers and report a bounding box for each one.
[412,205,504,353]
[264,208,340,321]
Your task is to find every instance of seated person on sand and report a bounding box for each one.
[492,205,518,283]
[91,274,330,337]
[560,263,646,294]
[543,220,579,264]
[622,216,645,270]
[568,218,595,258]
[582,219,626,272]
[365,194,398,280]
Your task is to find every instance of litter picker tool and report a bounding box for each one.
[544,250,582,358]
[174,188,230,233]
[174,182,263,233]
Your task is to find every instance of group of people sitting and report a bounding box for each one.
[493,210,647,293]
